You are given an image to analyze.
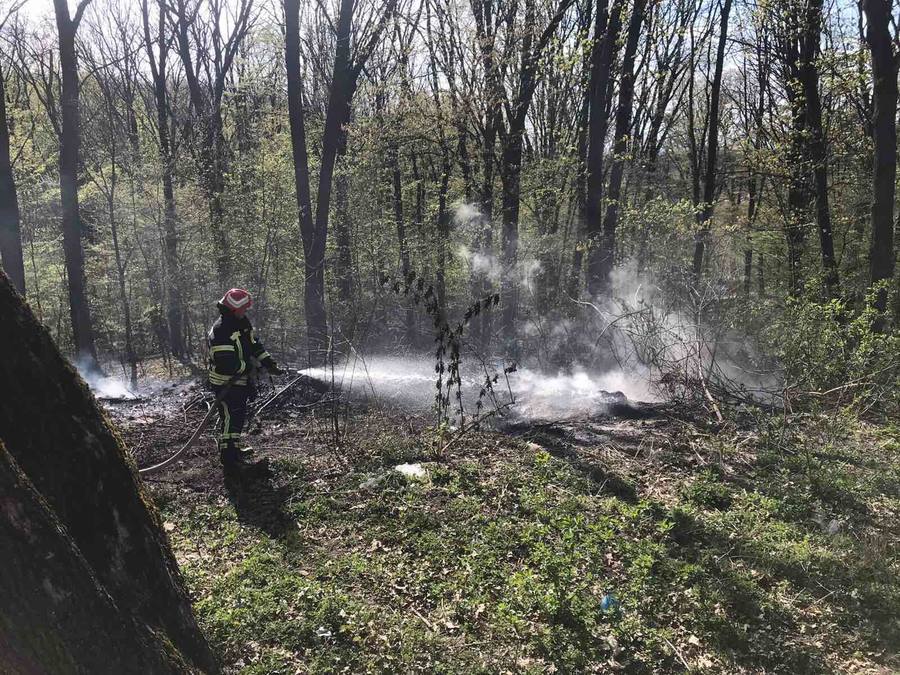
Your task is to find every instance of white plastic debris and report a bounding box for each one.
[394,463,427,480]
[315,626,332,639]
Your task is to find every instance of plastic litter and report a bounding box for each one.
[600,592,620,613]
[394,463,427,479]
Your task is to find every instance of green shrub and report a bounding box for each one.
[681,468,734,510]
[761,285,899,415]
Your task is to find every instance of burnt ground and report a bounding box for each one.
[105,378,900,674]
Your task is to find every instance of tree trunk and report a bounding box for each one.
[285,0,320,363]
[499,129,524,334]
[597,0,648,290]
[785,49,810,296]
[53,0,98,371]
[108,170,138,387]
[0,271,218,673]
[310,0,357,361]
[568,3,594,298]
[691,0,733,278]
[475,118,497,349]
[744,174,758,296]
[863,0,898,319]
[388,138,414,343]
[334,134,354,306]
[800,0,838,296]
[288,0,393,361]
[436,148,452,326]
[584,0,623,297]
[496,0,571,335]
[471,0,500,348]
[170,0,234,289]
[142,0,185,357]
[0,443,193,674]
[0,64,24,296]
[208,110,229,286]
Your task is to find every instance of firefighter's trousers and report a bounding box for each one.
[214,383,250,454]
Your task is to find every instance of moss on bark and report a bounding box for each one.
[0,272,218,673]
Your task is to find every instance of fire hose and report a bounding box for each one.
[137,369,313,475]
[138,373,242,475]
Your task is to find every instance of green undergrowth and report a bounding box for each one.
[157,414,900,674]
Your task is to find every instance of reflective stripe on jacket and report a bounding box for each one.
[207,312,270,386]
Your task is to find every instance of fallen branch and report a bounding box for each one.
[697,360,724,424]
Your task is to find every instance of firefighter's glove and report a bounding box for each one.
[263,359,284,375]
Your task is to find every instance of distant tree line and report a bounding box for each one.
[0,0,897,373]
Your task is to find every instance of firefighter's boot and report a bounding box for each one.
[219,441,243,470]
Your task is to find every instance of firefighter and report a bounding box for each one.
[208,288,283,469]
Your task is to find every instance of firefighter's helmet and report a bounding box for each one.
[219,288,252,315]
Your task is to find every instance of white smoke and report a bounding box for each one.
[596,260,779,399]
[75,358,140,400]
[452,201,482,226]
[455,245,543,292]
[302,355,656,422]
[510,367,656,419]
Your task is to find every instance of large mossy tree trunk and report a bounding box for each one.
[0,271,218,673]
[0,443,191,674]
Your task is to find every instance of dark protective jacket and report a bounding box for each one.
[207,311,274,386]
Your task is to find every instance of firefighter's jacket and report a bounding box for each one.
[207,312,273,386]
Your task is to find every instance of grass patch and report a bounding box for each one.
[157,413,900,673]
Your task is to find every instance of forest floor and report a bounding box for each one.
[107,376,900,674]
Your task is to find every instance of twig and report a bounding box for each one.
[255,372,324,418]
[661,636,692,671]
[697,358,724,424]
[439,402,515,455]
[410,607,437,632]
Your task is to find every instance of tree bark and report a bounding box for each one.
[596,0,648,290]
[568,1,594,297]
[53,0,99,371]
[285,0,321,362]
[0,442,192,674]
[691,0,733,278]
[800,0,838,296]
[334,133,354,306]
[168,0,254,288]
[107,162,138,387]
[499,128,524,333]
[287,0,395,362]
[387,138,415,343]
[584,0,623,297]
[497,0,573,334]
[744,174,759,296]
[0,271,218,673]
[436,145,453,326]
[783,9,811,296]
[0,63,24,296]
[475,116,497,349]
[142,0,185,357]
[863,0,898,319]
